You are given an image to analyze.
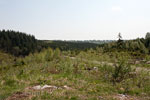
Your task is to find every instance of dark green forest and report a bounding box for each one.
[0,30,38,56]
[0,30,99,56]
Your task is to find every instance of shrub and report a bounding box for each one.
[112,59,135,84]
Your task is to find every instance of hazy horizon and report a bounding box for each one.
[0,0,150,40]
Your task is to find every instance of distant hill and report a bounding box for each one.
[66,40,115,44]
[42,40,100,51]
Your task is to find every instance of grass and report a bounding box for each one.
[0,49,150,100]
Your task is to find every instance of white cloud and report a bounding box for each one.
[111,6,122,12]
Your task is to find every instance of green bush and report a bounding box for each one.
[112,60,134,83]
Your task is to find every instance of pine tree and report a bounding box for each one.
[117,33,123,49]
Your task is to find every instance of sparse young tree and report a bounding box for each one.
[45,48,53,61]
[54,48,61,59]
[118,32,122,41]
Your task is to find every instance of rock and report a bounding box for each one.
[33,85,57,90]
[114,94,139,100]
[115,94,127,100]
[118,94,126,99]
[93,67,98,71]
[63,85,71,90]
[42,85,57,89]
[33,85,42,90]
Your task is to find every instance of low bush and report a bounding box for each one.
[112,60,135,83]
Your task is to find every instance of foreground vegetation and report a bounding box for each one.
[0,48,150,100]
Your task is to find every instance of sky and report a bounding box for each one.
[0,0,150,40]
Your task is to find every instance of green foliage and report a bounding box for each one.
[13,58,25,67]
[45,48,53,61]
[4,79,17,86]
[70,96,79,100]
[136,71,150,89]
[40,92,51,99]
[112,60,134,83]
[53,48,61,59]
[44,48,61,62]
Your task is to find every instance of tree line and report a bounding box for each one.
[103,32,150,55]
[0,30,99,56]
[1,29,150,57]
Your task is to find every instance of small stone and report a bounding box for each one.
[118,94,127,100]
[33,85,42,90]
[63,85,71,89]
[93,67,98,70]
[32,85,58,90]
